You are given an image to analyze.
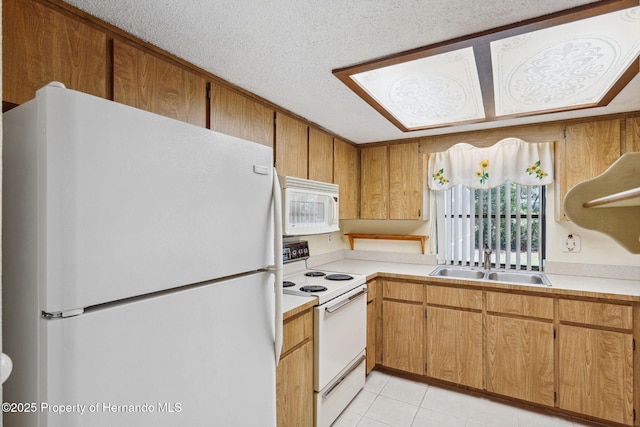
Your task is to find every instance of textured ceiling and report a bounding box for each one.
[62,0,640,143]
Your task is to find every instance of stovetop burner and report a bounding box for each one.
[282,260,366,304]
[325,273,354,281]
[299,285,328,293]
[282,281,296,288]
[304,271,326,277]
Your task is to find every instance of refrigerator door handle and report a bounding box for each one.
[269,169,284,365]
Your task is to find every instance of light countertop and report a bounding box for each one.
[282,257,640,315]
[315,259,640,301]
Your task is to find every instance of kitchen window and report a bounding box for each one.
[435,183,545,270]
[428,138,554,271]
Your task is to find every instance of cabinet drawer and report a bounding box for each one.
[383,280,424,303]
[427,286,482,310]
[487,292,553,319]
[559,299,632,329]
[282,309,313,356]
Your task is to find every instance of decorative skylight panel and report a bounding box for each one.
[491,6,640,117]
[349,47,485,131]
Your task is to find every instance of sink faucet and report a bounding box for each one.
[483,244,492,270]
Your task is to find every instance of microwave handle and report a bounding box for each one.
[329,196,339,225]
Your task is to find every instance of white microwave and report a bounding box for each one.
[279,176,339,236]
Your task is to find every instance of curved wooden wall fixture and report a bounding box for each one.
[564,152,640,253]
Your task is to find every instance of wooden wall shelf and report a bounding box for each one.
[345,233,428,254]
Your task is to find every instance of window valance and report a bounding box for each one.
[428,138,554,190]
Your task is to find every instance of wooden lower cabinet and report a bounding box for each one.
[381,280,425,374]
[425,283,483,388]
[366,279,378,374]
[485,291,555,407]
[426,306,483,389]
[277,308,313,427]
[557,325,634,425]
[374,279,638,426]
[382,299,424,375]
[486,315,555,406]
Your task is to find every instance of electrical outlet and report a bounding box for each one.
[328,233,332,243]
[562,233,581,253]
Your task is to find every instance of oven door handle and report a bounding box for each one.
[322,354,366,399]
[324,288,367,314]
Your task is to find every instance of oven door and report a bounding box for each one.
[314,284,367,391]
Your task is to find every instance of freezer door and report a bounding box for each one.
[7,85,275,313]
[33,272,276,427]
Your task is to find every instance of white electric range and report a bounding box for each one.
[282,241,367,427]
[282,259,366,304]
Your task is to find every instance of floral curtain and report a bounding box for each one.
[428,138,554,190]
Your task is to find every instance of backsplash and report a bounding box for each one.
[544,261,640,281]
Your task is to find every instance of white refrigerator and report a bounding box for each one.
[2,83,283,427]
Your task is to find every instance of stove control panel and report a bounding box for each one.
[283,241,309,263]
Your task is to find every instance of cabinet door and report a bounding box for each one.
[333,139,360,219]
[486,315,555,406]
[3,0,107,105]
[558,119,621,219]
[624,116,640,154]
[308,128,334,183]
[276,341,313,427]
[558,325,634,425]
[275,112,308,178]
[361,146,389,219]
[210,83,274,146]
[427,307,483,389]
[382,300,424,375]
[390,143,426,219]
[113,40,207,127]
[366,280,377,374]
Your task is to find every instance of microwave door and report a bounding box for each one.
[283,189,339,236]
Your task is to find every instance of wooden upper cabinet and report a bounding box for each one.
[113,40,207,127]
[210,83,274,147]
[558,118,621,220]
[361,145,389,219]
[334,138,360,220]
[275,112,308,179]
[389,143,426,219]
[3,0,107,104]
[624,116,640,154]
[308,128,333,183]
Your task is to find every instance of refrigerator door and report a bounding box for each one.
[29,272,276,427]
[5,84,274,314]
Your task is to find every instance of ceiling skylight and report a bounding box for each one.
[349,47,485,131]
[491,6,640,117]
[334,1,640,133]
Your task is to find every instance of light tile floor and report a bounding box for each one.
[332,371,603,427]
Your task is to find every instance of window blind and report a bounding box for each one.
[435,183,544,270]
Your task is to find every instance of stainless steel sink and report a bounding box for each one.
[429,266,551,287]
[485,271,551,287]
[429,266,485,280]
